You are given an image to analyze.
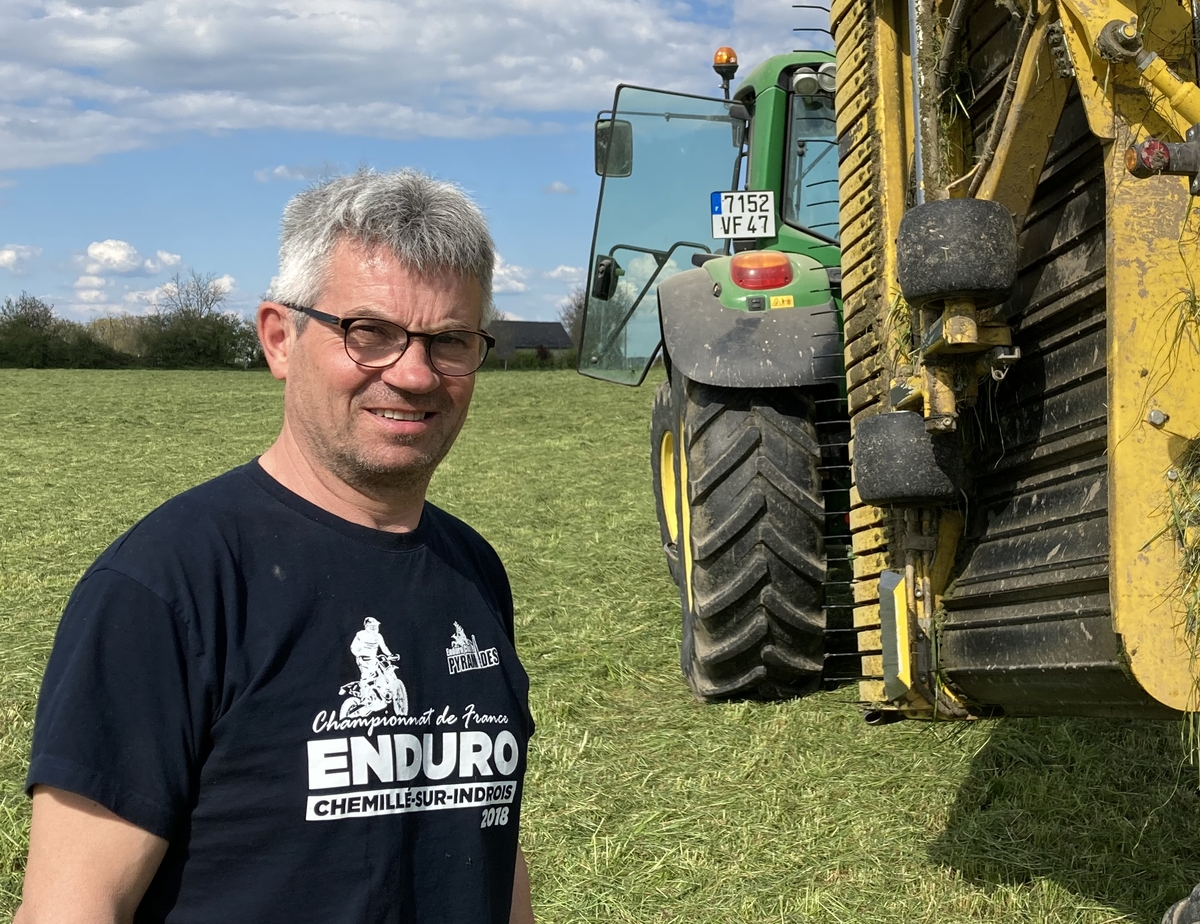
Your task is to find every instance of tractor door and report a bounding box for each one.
[579,86,744,385]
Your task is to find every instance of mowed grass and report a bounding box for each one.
[2,368,1200,922]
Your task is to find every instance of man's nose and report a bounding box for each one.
[379,337,441,392]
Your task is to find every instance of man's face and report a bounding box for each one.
[281,238,484,494]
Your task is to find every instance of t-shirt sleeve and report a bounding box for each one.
[494,556,515,645]
[26,567,209,840]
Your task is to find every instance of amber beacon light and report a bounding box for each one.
[713,46,739,98]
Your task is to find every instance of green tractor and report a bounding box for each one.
[578,48,855,702]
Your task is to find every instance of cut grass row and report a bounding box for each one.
[1,368,1199,922]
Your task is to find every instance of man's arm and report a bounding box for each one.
[15,786,168,924]
[510,846,534,924]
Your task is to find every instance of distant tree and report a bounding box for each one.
[139,271,263,368]
[156,270,230,318]
[558,286,587,348]
[87,315,145,356]
[1,292,55,331]
[0,292,127,368]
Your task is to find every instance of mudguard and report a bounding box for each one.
[658,267,843,389]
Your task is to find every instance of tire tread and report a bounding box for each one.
[679,376,828,701]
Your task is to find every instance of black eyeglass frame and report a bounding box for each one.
[283,303,496,376]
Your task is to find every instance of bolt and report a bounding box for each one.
[918,672,929,684]
[1169,469,1180,481]
[1149,408,1169,426]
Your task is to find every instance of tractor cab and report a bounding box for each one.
[579,50,842,387]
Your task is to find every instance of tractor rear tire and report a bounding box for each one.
[675,372,827,701]
[650,379,682,583]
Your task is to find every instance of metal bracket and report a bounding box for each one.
[1046,20,1076,77]
[988,344,1022,380]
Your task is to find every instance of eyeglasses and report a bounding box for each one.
[284,304,495,376]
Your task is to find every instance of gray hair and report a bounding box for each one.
[269,168,494,321]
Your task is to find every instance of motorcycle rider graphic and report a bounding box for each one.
[339,617,409,718]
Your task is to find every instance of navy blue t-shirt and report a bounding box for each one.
[27,460,533,923]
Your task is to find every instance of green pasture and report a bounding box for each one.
[2,367,1199,922]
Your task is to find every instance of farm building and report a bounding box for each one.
[487,320,574,369]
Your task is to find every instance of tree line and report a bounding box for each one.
[0,272,263,370]
[4,277,591,372]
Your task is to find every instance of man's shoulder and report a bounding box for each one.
[422,503,508,580]
[94,461,270,581]
[422,503,514,637]
[422,501,491,549]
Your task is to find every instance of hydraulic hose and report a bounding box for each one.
[907,0,927,204]
[969,0,1039,197]
[935,0,972,99]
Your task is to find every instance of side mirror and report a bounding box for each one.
[591,256,621,300]
[595,119,633,177]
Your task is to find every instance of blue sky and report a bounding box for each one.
[0,0,827,322]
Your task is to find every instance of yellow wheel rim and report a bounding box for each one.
[660,430,679,544]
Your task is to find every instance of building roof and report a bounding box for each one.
[489,320,574,358]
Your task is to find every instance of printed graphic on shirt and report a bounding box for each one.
[338,618,409,719]
[306,622,520,823]
[305,732,520,821]
[446,621,500,675]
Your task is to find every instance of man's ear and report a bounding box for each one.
[257,301,294,381]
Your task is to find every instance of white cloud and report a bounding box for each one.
[74,287,108,303]
[145,250,182,273]
[73,274,106,288]
[254,163,330,183]
[213,273,235,294]
[0,179,16,189]
[493,254,528,294]
[84,240,181,275]
[543,264,584,284]
[544,180,574,194]
[124,284,170,309]
[85,239,142,273]
[0,0,810,169]
[0,244,41,271]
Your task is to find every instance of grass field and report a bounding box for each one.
[2,367,1200,922]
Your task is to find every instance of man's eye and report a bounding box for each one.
[349,323,395,344]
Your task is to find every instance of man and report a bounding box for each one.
[17,169,535,924]
[346,617,405,717]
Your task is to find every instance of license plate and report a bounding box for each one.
[710,190,776,238]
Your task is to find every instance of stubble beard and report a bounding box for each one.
[308,419,452,500]
[323,437,438,496]
[289,392,463,502]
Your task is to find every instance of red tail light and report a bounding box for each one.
[730,251,794,290]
